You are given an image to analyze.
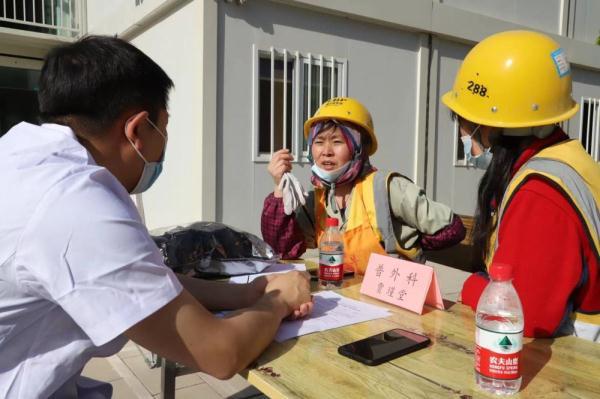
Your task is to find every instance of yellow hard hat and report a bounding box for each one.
[442,30,579,128]
[304,97,378,155]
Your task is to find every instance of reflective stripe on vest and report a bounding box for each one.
[492,141,600,260]
[372,172,424,262]
[373,171,402,252]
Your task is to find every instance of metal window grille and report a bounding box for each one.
[252,45,347,162]
[579,97,600,162]
[0,0,84,38]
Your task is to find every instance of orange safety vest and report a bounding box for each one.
[315,171,421,274]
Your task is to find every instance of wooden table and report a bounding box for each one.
[244,276,600,399]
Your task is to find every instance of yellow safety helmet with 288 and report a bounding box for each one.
[442,30,579,129]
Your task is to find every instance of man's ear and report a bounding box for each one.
[123,110,149,150]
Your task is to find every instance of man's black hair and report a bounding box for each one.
[38,35,173,134]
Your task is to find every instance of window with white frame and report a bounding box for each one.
[0,0,83,38]
[579,97,600,162]
[252,46,347,161]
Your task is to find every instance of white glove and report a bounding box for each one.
[278,172,308,215]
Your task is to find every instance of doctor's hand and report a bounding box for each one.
[268,149,294,196]
[264,271,313,320]
[286,299,314,321]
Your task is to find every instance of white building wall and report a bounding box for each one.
[573,0,600,44]
[86,0,208,230]
[438,0,563,35]
[86,0,168,37]
[131,1,205,230]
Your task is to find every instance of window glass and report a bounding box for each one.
[302,64,337,152]
[258,56,293,153]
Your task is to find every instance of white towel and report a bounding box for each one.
[278,172,308,215]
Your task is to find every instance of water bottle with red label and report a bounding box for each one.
[475,262,524,395]
[318,217,344,289]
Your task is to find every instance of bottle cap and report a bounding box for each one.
[325,217,339,227]
[489,262,513,281]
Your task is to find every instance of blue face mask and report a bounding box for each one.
[128,117,167,194]
[461,126,492,170]
[311,161,351,183]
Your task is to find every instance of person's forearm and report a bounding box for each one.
[126,288,290,380]
[217,292,289,376]
[177,274,263,310]
[421,214,466,250]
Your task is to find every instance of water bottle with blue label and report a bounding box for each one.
[319,217,344,289]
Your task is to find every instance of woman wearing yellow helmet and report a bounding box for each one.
[443,30,600,340]
[262,97,465,274]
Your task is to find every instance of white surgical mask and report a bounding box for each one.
[127,117,167,194]
[311,162,351,183]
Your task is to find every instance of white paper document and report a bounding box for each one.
[228,263,307,284]
[275,291,391,342]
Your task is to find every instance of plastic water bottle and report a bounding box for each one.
[475,262,524,395]
[318,217,344,289]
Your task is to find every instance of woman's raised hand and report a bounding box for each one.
[268,149,294,195]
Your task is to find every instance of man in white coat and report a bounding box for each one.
[0,36,312,398]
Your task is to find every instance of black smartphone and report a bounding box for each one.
[338,329,431,366]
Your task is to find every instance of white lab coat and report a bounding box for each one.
[0,123,182,398]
